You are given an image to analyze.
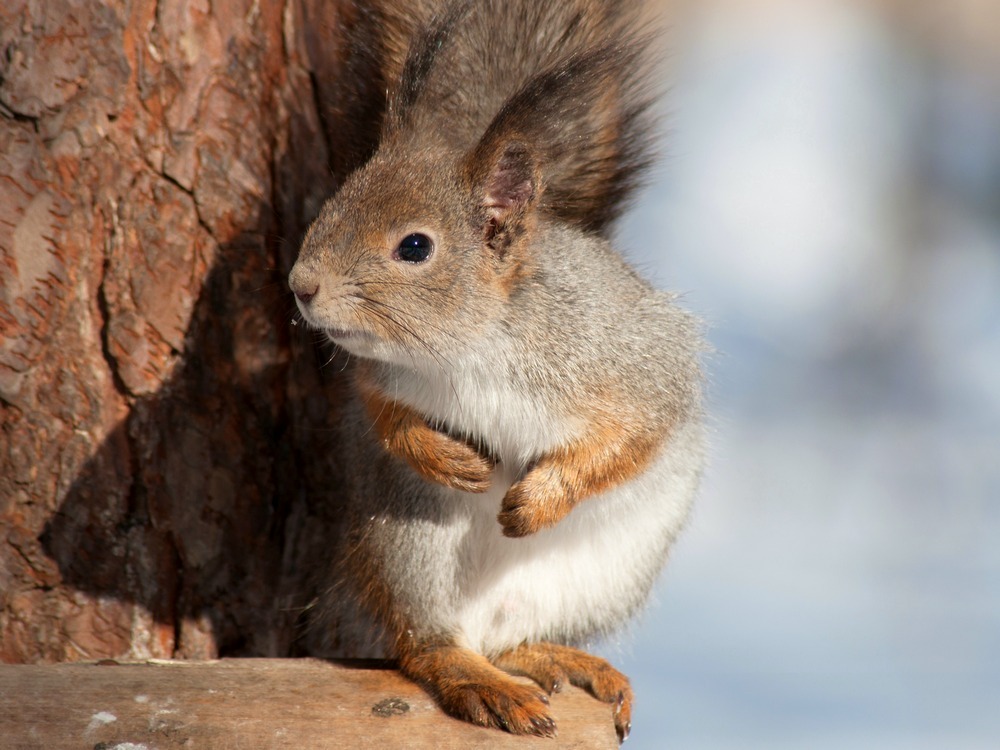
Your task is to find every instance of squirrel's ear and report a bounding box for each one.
[468,141,538,251]
[483,142,535,220]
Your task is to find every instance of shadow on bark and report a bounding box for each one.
[25,0,396,662]
[39,217,355,658]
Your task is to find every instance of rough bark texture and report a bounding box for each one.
[0,0,371,663]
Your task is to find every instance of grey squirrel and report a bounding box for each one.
[288,0,704,741]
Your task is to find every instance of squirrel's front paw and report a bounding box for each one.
[402,428,494,494]
[498,464,572,537]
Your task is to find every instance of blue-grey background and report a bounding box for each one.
[599,1,1000,747]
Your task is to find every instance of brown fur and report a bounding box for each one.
[498,416,666,537]
[324,0,657,233]
[493,642,633,742]
[359,353,669,536]
[399,636,557,737]
[289,0,701,743]
[342,524,559,738]
[355,362,494,493]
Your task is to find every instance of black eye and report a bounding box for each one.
[395,233,433,263]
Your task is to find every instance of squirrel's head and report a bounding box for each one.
[288,133,539,367]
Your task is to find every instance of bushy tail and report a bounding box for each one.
[382,0,659,233]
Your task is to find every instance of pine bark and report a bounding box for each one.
[0,0,367,662]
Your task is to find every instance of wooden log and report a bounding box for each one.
[0,658,619,749]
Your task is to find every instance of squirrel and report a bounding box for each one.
[288,0,704,741]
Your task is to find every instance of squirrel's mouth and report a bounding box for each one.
[326,327,357,340]
[325,327,373,343]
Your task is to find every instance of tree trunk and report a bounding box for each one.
[0,0,367,662]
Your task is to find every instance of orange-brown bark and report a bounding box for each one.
[0,0,369,663]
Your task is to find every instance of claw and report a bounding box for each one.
[617,719,631,743]
[530,715,557,738]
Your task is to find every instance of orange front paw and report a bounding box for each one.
[498,464,572,537]
[357,368,493,493]
[405,429,494,494]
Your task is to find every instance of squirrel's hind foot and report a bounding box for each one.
[402,642,556,737]
[493,642,633,742]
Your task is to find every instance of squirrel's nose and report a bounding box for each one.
[294,284,318,304]
[289,267,319,303]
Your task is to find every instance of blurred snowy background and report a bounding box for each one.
[603,0,1000,747]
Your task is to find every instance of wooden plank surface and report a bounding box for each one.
[0,658,619,749]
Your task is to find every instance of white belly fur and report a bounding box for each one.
[448,418,703,655]
[385,349,585,467]
[376,346,702,654]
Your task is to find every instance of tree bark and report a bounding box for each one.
[0,0,365,663]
